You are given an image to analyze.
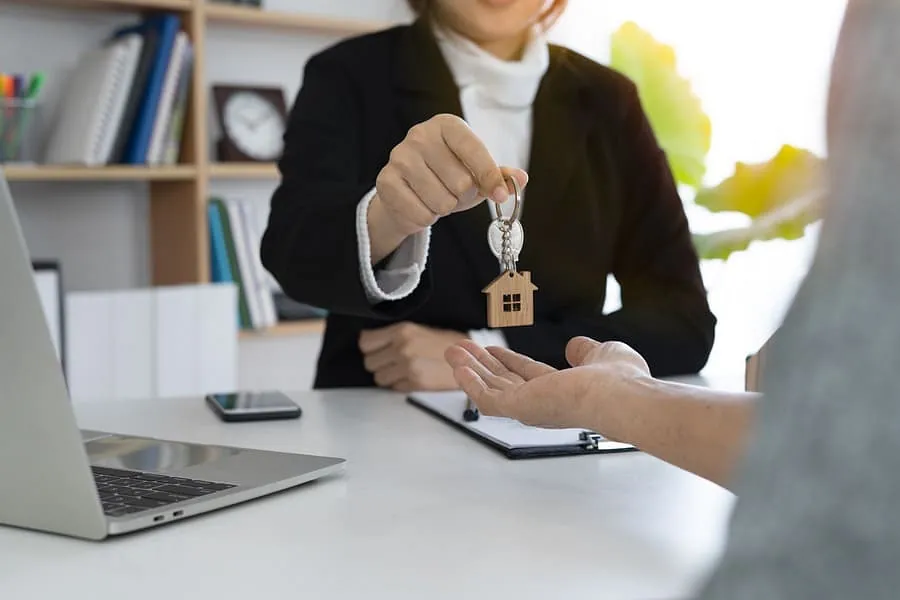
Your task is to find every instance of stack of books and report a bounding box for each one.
[207,197,325,331]
[45,13,193,166]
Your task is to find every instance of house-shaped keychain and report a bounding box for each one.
[482,270,538,328]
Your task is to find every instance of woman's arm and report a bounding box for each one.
[261,53,433,319]
[503,82,716,377]
[262,49,519,318]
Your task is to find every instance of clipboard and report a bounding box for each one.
[408,391,636,460]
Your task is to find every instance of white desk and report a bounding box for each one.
[0,381,737,600]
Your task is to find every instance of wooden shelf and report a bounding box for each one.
[239,320,326,339]
[20,0,193,11]
[208,162,278,180]
[3,165,197,182]
[204,3,388,35]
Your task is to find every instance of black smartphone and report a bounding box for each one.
[205,391,302,422]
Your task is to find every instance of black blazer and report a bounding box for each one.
[261,19,717,389]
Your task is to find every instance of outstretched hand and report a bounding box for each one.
[444,337,650,436]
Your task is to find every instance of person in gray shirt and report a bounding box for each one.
[445,0,900,596]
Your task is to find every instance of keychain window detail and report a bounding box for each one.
[502,294,522,313]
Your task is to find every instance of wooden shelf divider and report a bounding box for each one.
[208,162,279,180]
[239,320,326,339]
[20,0,193,12]
[203,2,388,35]
[3,165,197,181]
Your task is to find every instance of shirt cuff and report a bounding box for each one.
[468,328,509,349]
[356,187,431,304]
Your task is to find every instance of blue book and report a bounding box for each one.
[207,203,233,285]
[209,198,251,329]
[115,14,180,164]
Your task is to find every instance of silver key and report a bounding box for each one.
[487,220,524,261]
[486,174,524,273]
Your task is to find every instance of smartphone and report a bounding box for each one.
[205,391,302,422]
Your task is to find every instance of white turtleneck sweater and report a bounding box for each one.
[354,24,550,345]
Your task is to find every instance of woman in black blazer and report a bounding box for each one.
[261,0,717,391]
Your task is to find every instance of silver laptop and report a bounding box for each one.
[0,170,345,540]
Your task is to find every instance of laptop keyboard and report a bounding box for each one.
[92,466,237,518]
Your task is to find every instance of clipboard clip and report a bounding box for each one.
[579,431,605,450]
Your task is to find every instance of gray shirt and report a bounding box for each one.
[697,0,900,597]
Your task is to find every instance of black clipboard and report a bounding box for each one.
[407,392,637,460]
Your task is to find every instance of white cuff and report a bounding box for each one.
[356,188,431,304]
[468,328,509,349]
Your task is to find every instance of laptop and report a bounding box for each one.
[0,169,345,540]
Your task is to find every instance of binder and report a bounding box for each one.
[96,35,144,164]
[44,34,143,165]
[108,21,160,163]
[408,391,636,459]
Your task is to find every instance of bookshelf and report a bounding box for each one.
[0,0,386,336]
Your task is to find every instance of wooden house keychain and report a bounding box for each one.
[483,174,537,328]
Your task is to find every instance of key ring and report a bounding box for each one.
[494,174,522,225]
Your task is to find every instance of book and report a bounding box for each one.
[209,198,252,329]
[222,198,265,328]
[147,31,190,165]
[160,42,193,165]
[236,199,277,327]
[207,196,325,330]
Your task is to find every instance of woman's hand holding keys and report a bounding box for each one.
[367,113,528,264]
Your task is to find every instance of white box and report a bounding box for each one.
[66,293,114,402]
[110,289,154,400]
[67,283,239,401]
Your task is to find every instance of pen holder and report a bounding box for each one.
[0,99,41,164]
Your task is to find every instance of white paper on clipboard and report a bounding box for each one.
[409,391,633,452]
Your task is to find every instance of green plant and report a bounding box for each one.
[608,22,825,260]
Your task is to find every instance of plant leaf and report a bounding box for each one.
[693,189,823,260]
[609,21,712,188]
[694,145,824,217]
